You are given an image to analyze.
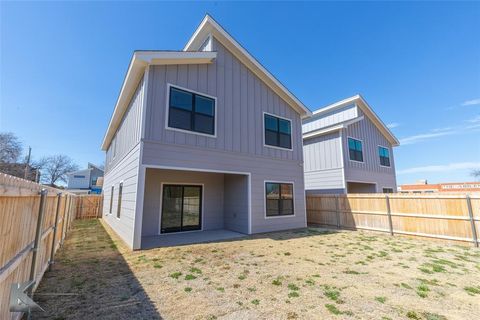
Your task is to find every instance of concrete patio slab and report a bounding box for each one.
[141,229,246,249]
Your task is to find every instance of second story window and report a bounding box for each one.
[168,85,216,136]
[264,113,292,149]
[348,137,363,162]
[378,146,391,167]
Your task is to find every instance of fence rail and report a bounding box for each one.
[0,173,102,320]
[306,193,480,246]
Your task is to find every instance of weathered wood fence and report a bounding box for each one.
[76,195,103,219]
[307,193,480,246]
[0,173,102,320]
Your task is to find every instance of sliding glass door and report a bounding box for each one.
[161,185,202,233]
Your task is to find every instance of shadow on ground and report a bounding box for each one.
[31,219,161,320]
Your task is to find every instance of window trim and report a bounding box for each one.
[116,181,123,219]
[165,83,218,138]
[262,112,293,151]
[347,136,364,163]
[264,180,295,219]
[109,185,114,215]
[158,182,205,235]
[378,145,391,168]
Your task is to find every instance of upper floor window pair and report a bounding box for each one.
[167,85,293,150]
[347,137,391,167]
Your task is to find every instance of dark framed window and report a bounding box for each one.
[378,146,391,167]
[383,188,394,193]
[265,182,294,217]
[73,175,85,179]
[264,114,292,149]
[117,182,123,218]
[168,86,215,135]
[348,137,363,162]
[161,185,202,233]
[109,185,114,214]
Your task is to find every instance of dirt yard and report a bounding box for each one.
[32,219,480,320]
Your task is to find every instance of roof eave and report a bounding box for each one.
[101,51,217,151]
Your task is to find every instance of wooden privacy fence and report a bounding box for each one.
[307,193,480,247]
[0,173,102,320]
[75,195,103,219]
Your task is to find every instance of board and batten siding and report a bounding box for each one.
[105,77,144,173]
[102,143,141,248]
[302,104,358,134]
[140,36,306,234]
[303,132,345,192]
[143,38,303,162]
[343,109,397,191]
[102,76,145,249]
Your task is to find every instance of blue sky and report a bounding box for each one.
[1,1,479,185]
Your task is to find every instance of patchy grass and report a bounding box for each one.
[32,220,480,320]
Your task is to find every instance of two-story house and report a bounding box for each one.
[66,163,104,194]
[302,95,399,194]
[101,15,312,249]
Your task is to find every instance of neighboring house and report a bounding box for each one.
[0,163,40,182]
[101,15,311,250]
[67,163,104,194]
[302,95,399,194]
[399,181,480,194]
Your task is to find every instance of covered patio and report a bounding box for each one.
[140,167,250,248]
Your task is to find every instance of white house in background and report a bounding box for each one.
[66,163,104,194]
[302,95,399,194]
[101,15,311,250]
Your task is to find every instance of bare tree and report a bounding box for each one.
[0,132,23,163]
[35,155,79,187]
[472,169,480,181]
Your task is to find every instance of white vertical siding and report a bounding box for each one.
[302,104,358,134]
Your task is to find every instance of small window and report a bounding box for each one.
[378,146,391,167]
[109,185,114,214]
[73,175,85,179]
[265,182,294,217]
[264,114,292,149]
[168,86,215,135]
[348,138,363,162]
[117,182,123,218]
[383,188,394,193]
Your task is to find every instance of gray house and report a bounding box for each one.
[302,95,399,194]
[101,15,312,249]
[66,163,104,194]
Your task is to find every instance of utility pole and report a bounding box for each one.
[24,146,32,180]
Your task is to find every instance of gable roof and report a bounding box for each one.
[101,51,217,150]
[184,15,312,119]
[307,95,400,146]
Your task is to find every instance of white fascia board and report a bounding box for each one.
[101,51,217,151]
[311,94,400,147]
[302,116,364,140]
[184,15,312,119]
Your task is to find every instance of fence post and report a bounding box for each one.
[49,193,62,271]
[61,195,69,246]
[385,195,394,236]
[28,188,48,295]
[466,195,479,248]
[335,195,341,229]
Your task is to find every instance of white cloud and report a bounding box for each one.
[387,122,400,129]
[461,98,480,106]
[399,119,480,145]
[399,129,455,145]
[398,162,480,175]
[466,115,480,124]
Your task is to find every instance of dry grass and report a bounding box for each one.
[33,219,480,320]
